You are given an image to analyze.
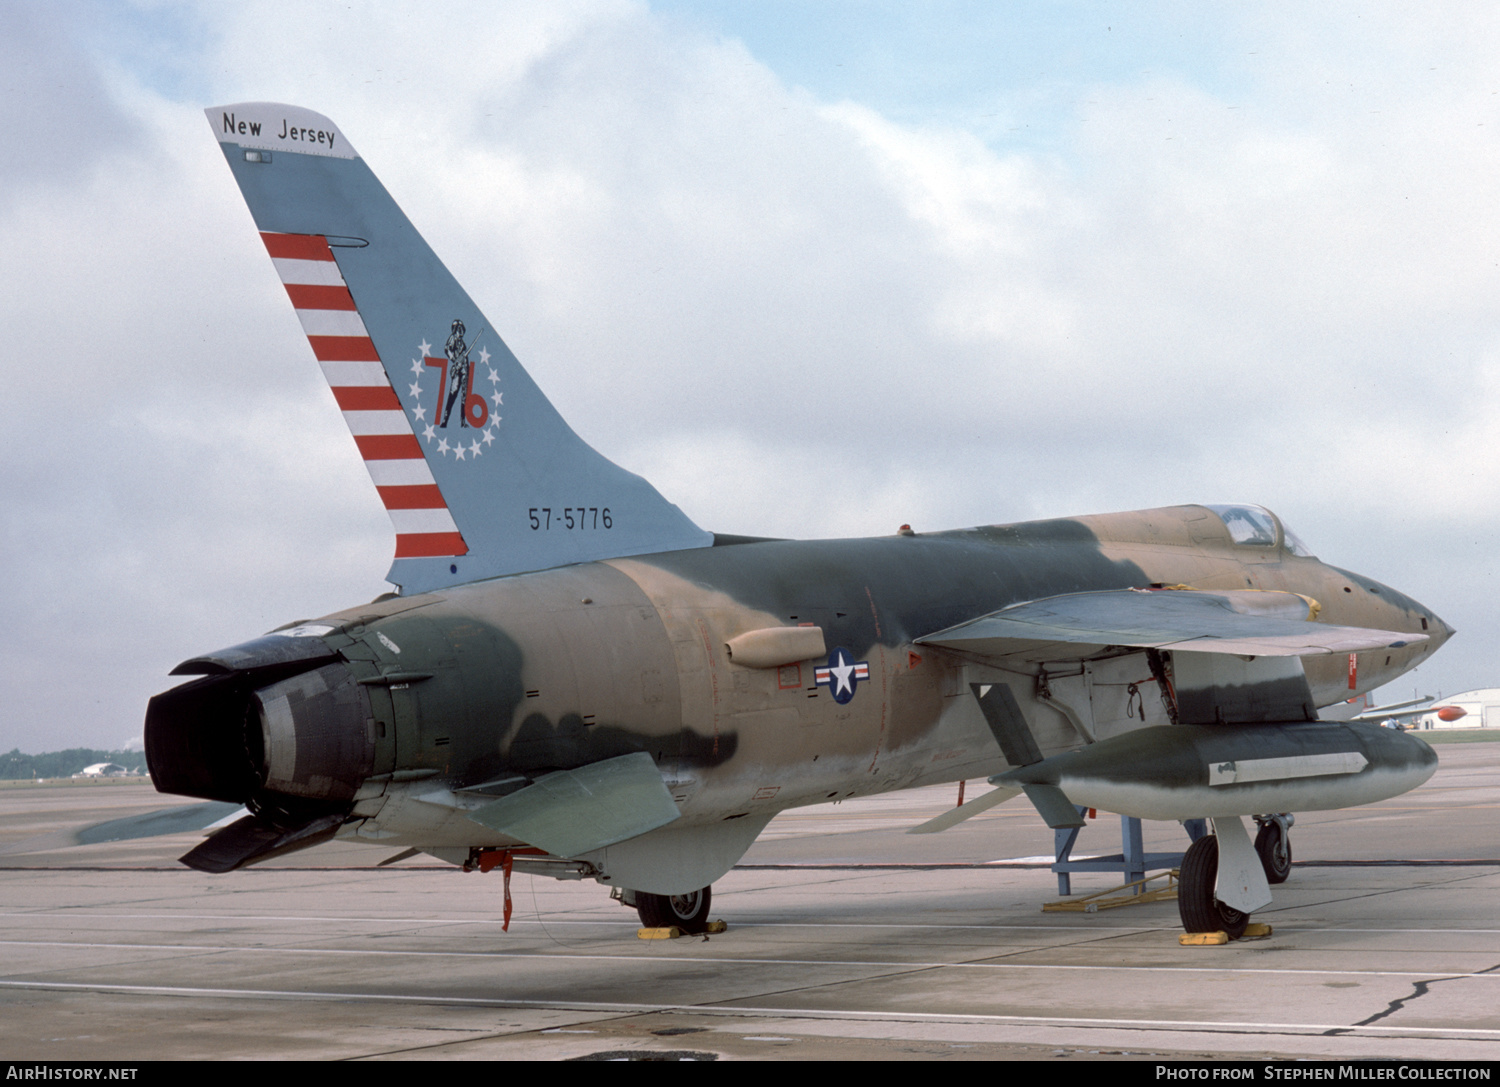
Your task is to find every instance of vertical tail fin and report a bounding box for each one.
[262,230,467,562]
[207,103,711,594]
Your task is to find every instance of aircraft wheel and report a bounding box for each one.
[636,886,712,933]
[1178,834,1249,939]
[1254,819,1292,885]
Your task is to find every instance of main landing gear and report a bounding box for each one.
[1177,834,1249,939]
[1177,814,1289,939]
[635,885,713,934]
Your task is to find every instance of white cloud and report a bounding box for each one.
[2,3,1498,748]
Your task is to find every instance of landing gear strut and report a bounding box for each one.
[1254,814,1293,884]
[635,885,713,933]
[1177,834,1249,939]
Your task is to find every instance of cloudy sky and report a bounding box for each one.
[3,2,1497,751]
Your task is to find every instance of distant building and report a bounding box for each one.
[73,762,129,778]
[1410,689,1500,730]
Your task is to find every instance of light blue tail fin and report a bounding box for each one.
[207,103,711,594]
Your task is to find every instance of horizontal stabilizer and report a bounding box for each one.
[179,812,343,873]
[466,751,681,858]
[0,801,243,857]
[916,588,1425,663]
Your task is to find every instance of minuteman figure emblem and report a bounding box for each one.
[440,319,473,428]
[411,319,501,460]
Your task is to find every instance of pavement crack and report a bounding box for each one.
[1325,960,1500,1034]
[1346,978,1437,1029]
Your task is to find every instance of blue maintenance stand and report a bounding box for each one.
[1052,812,1206,895]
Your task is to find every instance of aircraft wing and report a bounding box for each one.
[908,588,1440,840]
[915,588,1425,663]
[1351,696,1435,718]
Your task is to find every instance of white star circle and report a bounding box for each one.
[402,335,503,456]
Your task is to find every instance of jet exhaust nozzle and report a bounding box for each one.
[145,634,377,870]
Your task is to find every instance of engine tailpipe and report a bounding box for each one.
[144,633,377,870]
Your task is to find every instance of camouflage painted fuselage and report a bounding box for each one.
[305,504,1445,850]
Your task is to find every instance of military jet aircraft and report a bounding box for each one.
[144,103,1451,939]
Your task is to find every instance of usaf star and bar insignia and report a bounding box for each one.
[815,648,870,704]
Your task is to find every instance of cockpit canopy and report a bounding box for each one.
[1203,504,1316,557]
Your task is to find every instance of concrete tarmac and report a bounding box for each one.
[1,741,1498,1062]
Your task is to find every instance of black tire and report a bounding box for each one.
[1255,820,1292,885]
[1178,834,1249,939]
[636,886,712,934]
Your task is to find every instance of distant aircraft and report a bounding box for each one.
[1333,696,1468,728]
[143,103,1451,938]
[1347,695,1436,721]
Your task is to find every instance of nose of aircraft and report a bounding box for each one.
[1327,565,1451,652]
[1425,609,1456,651]
[1385,586,1453,654]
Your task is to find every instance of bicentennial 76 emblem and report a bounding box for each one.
[404,318,503,462]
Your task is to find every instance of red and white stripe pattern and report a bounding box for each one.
[261,232,467,558]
